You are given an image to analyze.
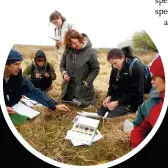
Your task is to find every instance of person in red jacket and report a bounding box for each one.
[130,55,165,148]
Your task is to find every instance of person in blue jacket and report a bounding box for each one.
[3,49,70,114]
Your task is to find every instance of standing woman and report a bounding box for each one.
[49,10,76,61]
[60,30,100,107]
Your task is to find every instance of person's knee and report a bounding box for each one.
[97,105,109,117]
[106,110,119,118]
[107,106,129,118]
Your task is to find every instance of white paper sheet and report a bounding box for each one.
[93,130,104,142]
[77,111,101,119]
[77,111,109,119]
[21,98,43,107]
[12,102,40,119]
[65,129,93,145]
[29,99,43,106]
[21,99,34,107]
[66,130,103,146]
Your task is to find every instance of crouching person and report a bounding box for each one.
[3,49,69,114]
[23,50,56,91]
[60,30,100,107]
[97,48,147,118]
[130,55,165,149]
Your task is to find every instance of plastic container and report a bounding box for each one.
[123,119,134,133]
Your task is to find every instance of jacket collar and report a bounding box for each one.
[160,91,165,99]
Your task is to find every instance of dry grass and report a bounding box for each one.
[12,45,156,166]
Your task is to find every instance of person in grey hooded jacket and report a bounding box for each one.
[60,30,100,106]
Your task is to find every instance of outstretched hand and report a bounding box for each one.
[56,104,70,112]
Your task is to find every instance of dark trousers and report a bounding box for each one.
[32,78,52,91]
[97,104,137,118]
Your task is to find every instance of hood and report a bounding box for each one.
[121,46,137,59]
[33,50,47,67]
[34,50,47,61]
[80,33,92,50]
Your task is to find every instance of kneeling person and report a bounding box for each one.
[97,48,147,119]
[4,49,69,114]
[23,50,56,91]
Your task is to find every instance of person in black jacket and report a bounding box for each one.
[3,49,70,114]
[97,47,146,118]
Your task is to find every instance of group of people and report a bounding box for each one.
[3,10,165,149]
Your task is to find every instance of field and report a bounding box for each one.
[12,44,156,166]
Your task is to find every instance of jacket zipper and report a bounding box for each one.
[74,53,76,64]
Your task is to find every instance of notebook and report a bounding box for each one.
[12,102,40,119]
[10,113,28,125]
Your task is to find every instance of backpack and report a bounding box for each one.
[128,57,152,94]
[121,46,152,94]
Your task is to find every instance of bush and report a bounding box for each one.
[132,31,158,52]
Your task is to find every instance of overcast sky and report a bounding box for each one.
[4,0,144,48]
